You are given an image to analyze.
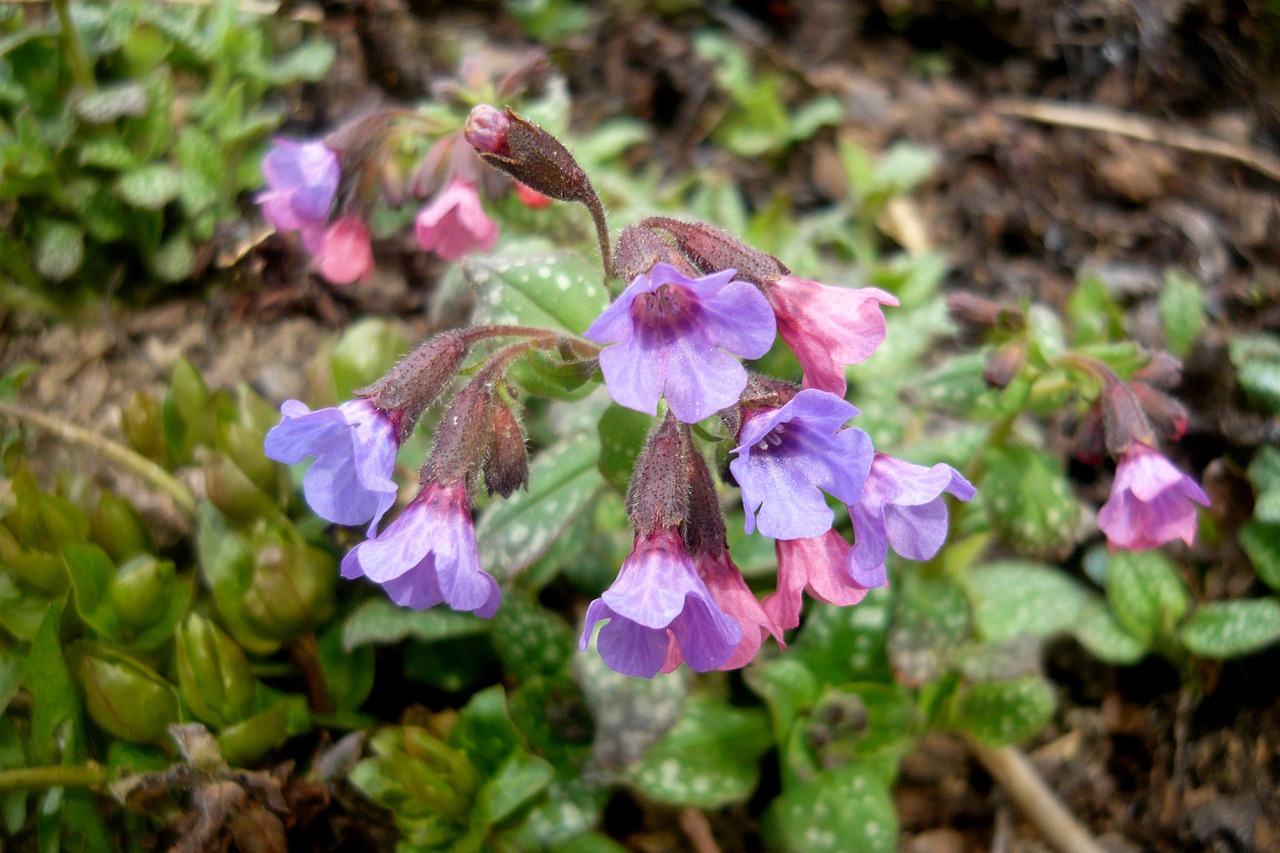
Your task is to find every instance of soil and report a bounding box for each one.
[3,0,1279,851]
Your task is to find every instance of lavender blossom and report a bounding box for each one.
[848,452,976,584]
[765,275,898,396]
[414,179,499,261]
[763,530,878,630]
[1098,443,1209,551]
[584,263,776,423]
[729,389,873,540]
[264,399,398,534]
[340,480,499,617]
[580,529,742,678]
[257,139,340,251]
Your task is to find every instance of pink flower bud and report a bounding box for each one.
[315,217,373,285]
[464,105,510,155]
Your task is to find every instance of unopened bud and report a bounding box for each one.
[362,331,470,441]
[1133,351,1183,389]
[513,182,552,209]
[1131,382,1189,441]
[626,414,691,535]
[681,448,727,557]
[1101,376,1155,457]
[175,613,256,730]
[984,339,1026,388]
[643,217,789,284]
[422,379,496,486]
[110,555,176,631]
[946,293,1025,338]
[613,224,686,282]
[465,105,596,206]
[484,401,529,498]
[71,642,180,745]
[1075,403,1105,466]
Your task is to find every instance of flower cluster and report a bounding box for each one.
[256,100,1196,681]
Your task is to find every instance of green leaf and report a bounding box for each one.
[28,599,80,764]
[1067,273,1124,346]
[1071,598,1147,664]
[0,649,22,715]
[506,778,611,850]
[1159,270,1205,357]
[1105,550,1190,645]
[269,39,335,82]
[793,588,893,684]
[871,141,937,197]
[888,570,970,685]
[1229,334,1280,413]
[965,561,1091,642]
[596,403,652,494]
[951,674,1056,747]
[33,220,84,283]
[116,164,183,209]
[762,763,897,853]
[625,696,771,808]
[341,598,490,650]
[77,137,138,170]
[1247,445,1280,523]
[74,82,148,123]
[981,444,1088,559]
[472,751,555,829]
[745,657,821,745]
[450,686,526,777]
[330,317,408,401]
[507,350,596,401]
[903,351,1030,421]
[0,715,27,835]
[1241,521,1280,591]
[464,252,608,334]
[1179,599,1280,659]
[787,95,844,142]
[150,231,195,282]
[576,652,687,767]
[491,593,575,681]
[477,433,606,579]
[317,621,374,712]
[63,543,122,642]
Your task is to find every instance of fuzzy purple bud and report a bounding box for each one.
[362,332,470,442]
[484,401,529,498]
[464,105,510,155]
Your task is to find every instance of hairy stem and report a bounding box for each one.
[0,399,197,518]
[583,193,615,280]
[0,763,105,793]
[966,737,1106,853]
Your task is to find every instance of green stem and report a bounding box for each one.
[53,0,96,92]
[0,399,197,518]
[0,762,105,793]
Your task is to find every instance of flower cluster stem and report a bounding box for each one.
[0,762,105,793]
[0,399,197,518]
[585,194,615,280]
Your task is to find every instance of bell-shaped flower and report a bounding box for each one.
[340,480,499,617]
[414,179,500,261]
[314,216,374,284]
[849,452,976,585]
[264,398,398,534]
[257,139,340,248]
[766,275,897,396]
[763,530,879,630]
[584,263,776,423]
[580,528,742,678]
[1098,443,1209,551]
[729,389,873,540]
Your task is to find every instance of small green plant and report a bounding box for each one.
[0,0,332,310]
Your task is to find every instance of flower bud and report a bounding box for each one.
[642,217,789,285]
[360,331,470,440]
[1101,375,1155,457]
[239,527,337,643]
[626,414,691,535]
[175,613,257,730]
[70,642,179,745]
[613,223,686,283]
[421,378,495,486]
[484,401,529,498]
[513,182,551,209]
[1131,381,1189,441]
[1133,351,1183,389]
[465,105,596,206]
[91,491,152,562]
[983,339,1026,388]
[1075,403,1106,466]
[681,445,727,558]
[110,555,176,630]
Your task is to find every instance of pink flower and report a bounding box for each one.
[763,530,879,630]
[1098,443,1209,551]
[315,217,373,284]
[414,179,499,261]
[765,275,898,396]
[513,182,552,209]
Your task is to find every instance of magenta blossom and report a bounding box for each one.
[341,480,499,616]
[849,452,976,585]
[580,529,742,678]
[729,389,873,540]
[257,139,340,251]
[766,276,898,396]
[763,530,879,630]
[264,399,398,534]
[414,179,500,261]
[1098,443,1209,551]
[660,549,784,673]
[584,264,776,423]
[315,216,374,284]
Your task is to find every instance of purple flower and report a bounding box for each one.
[341,480,500,617]
[763,530,878,630]
[729,389,873,540]
[848,452,976,584]
[1098,443,1209,551]
[580,529,742,678]
[257,139,341,251]
[414,179,499,261]
[584,263,776,423]
[765,275,898,396]
[264,398,398,534]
